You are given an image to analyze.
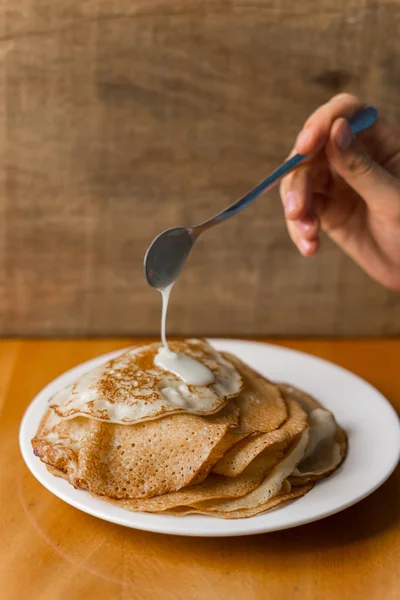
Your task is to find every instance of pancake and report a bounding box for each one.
[46,466,313,520]
[278,384,347,485]
[212,397,306,477]
[99,396,306,511]
[49,339,243,425]
[222,353,287,434]
[33,400,240,499]
[185,428,309,515]
[101,443,283,512]
[46,464,69,480]
[32,409,89,485]
[163,481,314,518]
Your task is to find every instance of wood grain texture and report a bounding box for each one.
[0,2,400,336]
[1,338,399,600]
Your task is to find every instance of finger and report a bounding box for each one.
[293,213,321,240]
[358,117,400,166]
[295,93,362,155]
[312,192,329,223]
[286,208,320,255]
[280,164,313,220]
[326,118,400,217]
[287,218,320,256]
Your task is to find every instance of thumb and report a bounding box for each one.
[325,118,400,217]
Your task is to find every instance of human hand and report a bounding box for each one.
[280,93,400,290]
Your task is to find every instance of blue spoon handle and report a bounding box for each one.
[198,105,378,231]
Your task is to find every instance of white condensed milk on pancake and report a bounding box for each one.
[154,284,215,386]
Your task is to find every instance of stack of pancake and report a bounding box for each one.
[32,339,347,519]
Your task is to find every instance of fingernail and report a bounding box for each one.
[335,120,353,150]
[285,191,299,217]
[296,129,311,150]
[299,238,314,254]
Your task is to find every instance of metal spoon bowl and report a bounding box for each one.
[144,106,378,290]
[144,226,196,291]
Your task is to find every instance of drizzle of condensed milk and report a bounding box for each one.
[155,347,215,386]
[154,284,215,386]
[160,284,173,348]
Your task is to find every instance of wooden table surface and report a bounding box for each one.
[1,338,399,600]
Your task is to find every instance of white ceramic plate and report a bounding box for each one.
[20,339,400,537]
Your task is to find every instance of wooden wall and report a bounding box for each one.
[0,0,399,337]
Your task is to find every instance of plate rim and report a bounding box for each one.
[19,338,400,537]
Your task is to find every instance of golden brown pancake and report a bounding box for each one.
[98,398,305,512]
[185,429,309,515]
[32,410,89,485]
[33,401,239,499]
[222,353,287,434]
[47,465,313,520]
[278,384,347,485]
[163,481,314,518]
[102,421,309,514]
[49,339,243,425]
[212,397,306,477]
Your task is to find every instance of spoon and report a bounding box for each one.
[144,106,378,290]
